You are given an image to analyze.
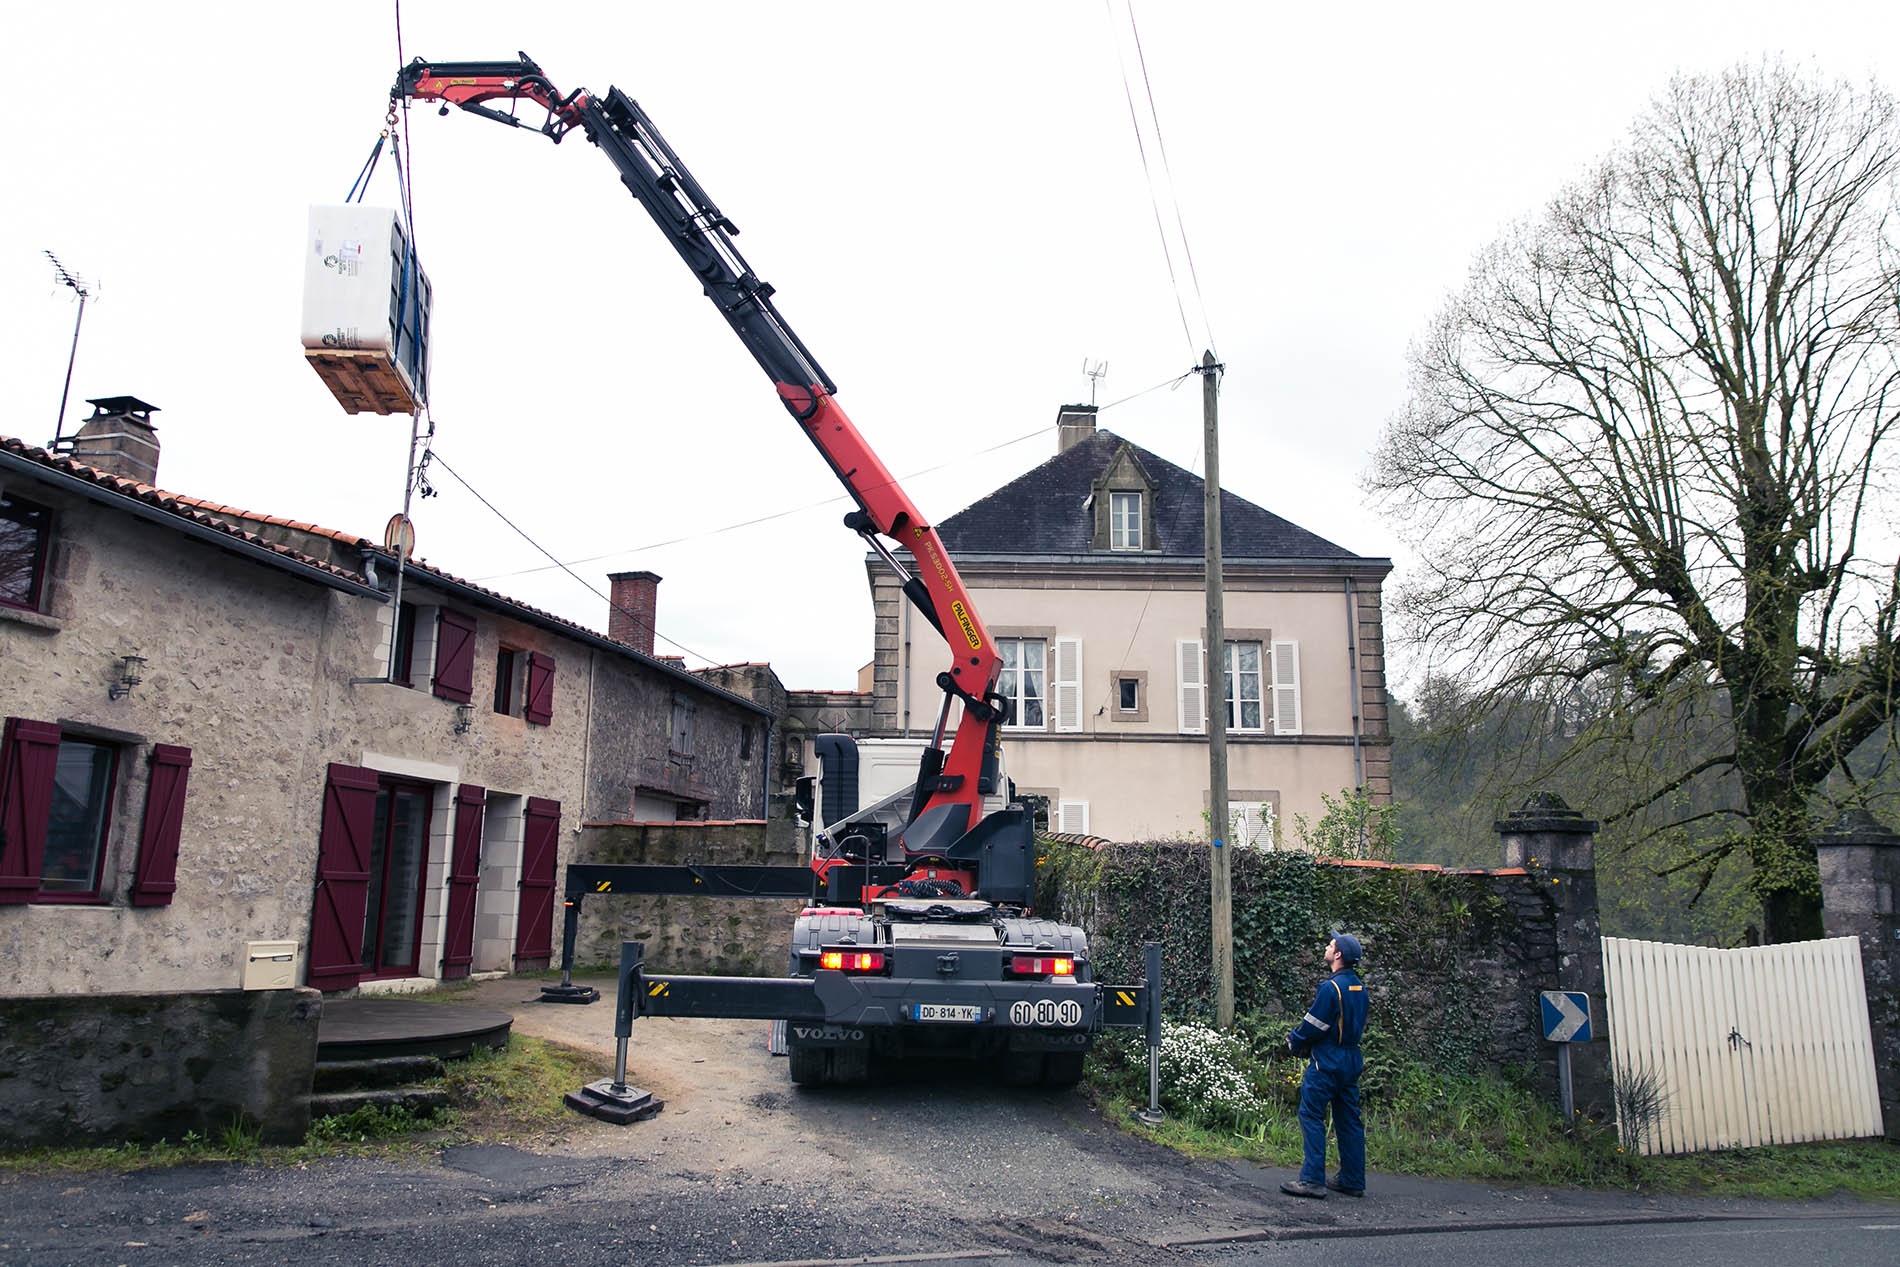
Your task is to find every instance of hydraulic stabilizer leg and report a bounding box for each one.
[541,896,601,1003]
[563,941,664,1123]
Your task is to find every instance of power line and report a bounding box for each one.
[469,370,1194,583]
[425,451,718,664]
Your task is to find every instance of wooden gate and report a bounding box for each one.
[1601,936,1883,1154]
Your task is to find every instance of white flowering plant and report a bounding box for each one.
[1153,1020,1272,1131]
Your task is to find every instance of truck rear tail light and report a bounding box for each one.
[819,950,887,972]
[1009,955,1074,976]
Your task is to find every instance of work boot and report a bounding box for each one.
[1278,1179,1327,1199]
[1326,1177,1365,1197]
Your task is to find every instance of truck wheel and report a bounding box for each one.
[830,1046,870,1085]
[788,1046,829,1087]
[1000,1052,1044,1087]
[1041,1052,1085,1089]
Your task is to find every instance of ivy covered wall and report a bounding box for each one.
[1038,838,1575,1083]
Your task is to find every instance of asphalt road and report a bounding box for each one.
[0,975,1891,1266]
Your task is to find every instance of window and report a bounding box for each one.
[1056,800,1090,834]
[0,493,51,611]
[1118,678,1139,712]
[1224,642,1265,732]
[1,719,191,907]
[39,739,118,900]
[391,601,418,686]
[494,647,523,715]
[998,638,1046,729]
[669,695,697,757]
[1109,491,1142,551]
[1229,800,1276,849]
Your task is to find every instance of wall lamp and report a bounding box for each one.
[454,703,474,734]
[108,654,147,700]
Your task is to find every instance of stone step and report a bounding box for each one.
[314,1054,445,1091]
[308,1086,452,1121]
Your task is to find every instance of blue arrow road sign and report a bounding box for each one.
[1541,991,1592,1042]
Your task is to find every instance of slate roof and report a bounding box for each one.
[934,429,1363,561]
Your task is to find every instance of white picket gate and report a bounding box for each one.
[1601,936,1883,1155]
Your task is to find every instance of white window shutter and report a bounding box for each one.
[1229,801,1276,849]
[1057,800,1090,834]
[1271,640,1302,735]
[1053,637,1083,732]
[1177,638,1205,734]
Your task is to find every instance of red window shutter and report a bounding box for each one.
[0,717,61,904]
[514,796,561,967]
[433,609,476,703]
[130,744,193,907]
[524,652,556,726]
[442,783,486,979]
[308,763,380,991]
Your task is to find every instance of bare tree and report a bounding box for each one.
[1371,62,1900,942]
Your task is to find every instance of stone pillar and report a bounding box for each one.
[1496,792,1610,1117]
[1817,809,1899,1141]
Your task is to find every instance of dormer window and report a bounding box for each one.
[1110,491,1142,551]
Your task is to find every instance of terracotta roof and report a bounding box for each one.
[1,433,772,716]
[935,429,1365,561]
[1,436,372,588]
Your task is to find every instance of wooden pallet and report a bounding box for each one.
[305,347,421,416]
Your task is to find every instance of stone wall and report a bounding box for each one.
[0,988,320,1147]
[1039,794,1608,1110]
[570,817,806,976]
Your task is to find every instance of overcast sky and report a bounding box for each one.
[7,2,1900,693]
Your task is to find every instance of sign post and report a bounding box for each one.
[1540,990,1593,1120]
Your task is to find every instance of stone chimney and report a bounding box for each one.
[66,396,161,485]
[1056,403,1097,455]
[608,571,660,655]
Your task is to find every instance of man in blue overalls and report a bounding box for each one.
[1280,931,1368,1199]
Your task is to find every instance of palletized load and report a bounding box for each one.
[300,204,431,415]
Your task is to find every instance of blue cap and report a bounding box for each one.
[1331,931,1363,962]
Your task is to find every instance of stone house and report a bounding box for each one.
[866,404,1393,844]
[0,401,772,997]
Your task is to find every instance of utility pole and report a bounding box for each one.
[1200,349,1233,1029]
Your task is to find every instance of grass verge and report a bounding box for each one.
[0,1034,606,1177]
[1088,1020,1900,1202]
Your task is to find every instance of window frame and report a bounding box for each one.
[1109,490,1142,551]
[1223,641,1267,733]
[1119,678,1139,712]
[997,637,1048,731]
[34,736,121,903]
[494,645,524,716]
[391,601,418,686]
[0,492,52,612]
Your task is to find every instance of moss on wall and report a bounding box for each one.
[1038,839,1563,1077]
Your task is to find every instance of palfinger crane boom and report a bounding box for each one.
[395,55,1007,861]
[390,55,1159,1094]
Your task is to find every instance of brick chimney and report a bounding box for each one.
[1056,403,1097,455]
[608,571,660,655]
[67,396,161,485]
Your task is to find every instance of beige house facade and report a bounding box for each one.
[867,406,1392,845]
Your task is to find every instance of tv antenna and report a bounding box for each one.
[1082,358,1109,406]
[46,250,96,452]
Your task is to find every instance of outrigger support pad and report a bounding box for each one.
[564,940,664,1124]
